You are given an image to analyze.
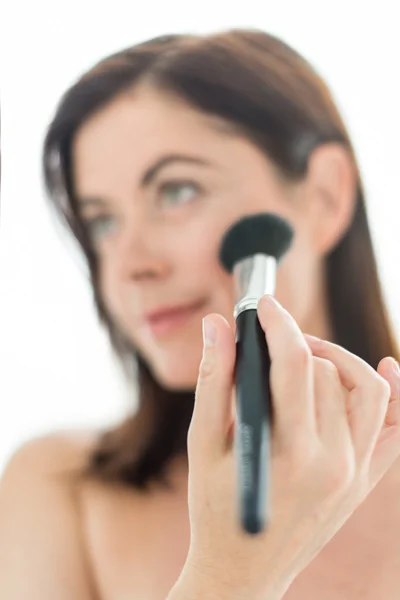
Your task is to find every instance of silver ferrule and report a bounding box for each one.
[233,254,277,319]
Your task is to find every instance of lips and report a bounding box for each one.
[144,300,206,337]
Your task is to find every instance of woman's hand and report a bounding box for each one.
[172,295,400,600]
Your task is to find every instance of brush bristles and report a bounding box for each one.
[219,212,294,273]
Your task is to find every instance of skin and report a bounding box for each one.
[1,83,399,600]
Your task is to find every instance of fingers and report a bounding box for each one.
[303,335,379,393]
[313,357,352,453]
[305,335,395,468]
[189,314,236,465]
[368,358,400,489]
[257,295,316,448]
[377,358,400,428]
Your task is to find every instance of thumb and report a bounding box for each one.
[188,313,236,464]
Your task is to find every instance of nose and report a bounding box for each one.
[115,216,169,282]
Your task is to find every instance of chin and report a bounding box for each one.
[158,371,198,392]
[150,361,199,392]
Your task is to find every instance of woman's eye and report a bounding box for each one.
[84,215,118,243]
[158,181,201,206]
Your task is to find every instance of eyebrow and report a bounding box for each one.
[77,153,214,209]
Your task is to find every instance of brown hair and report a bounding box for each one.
[43,29,400,492]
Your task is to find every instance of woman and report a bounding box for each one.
[1,29,399,599]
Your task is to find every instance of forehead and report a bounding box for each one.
[73,85,235,162]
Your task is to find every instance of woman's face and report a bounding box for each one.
[73,85,324,390]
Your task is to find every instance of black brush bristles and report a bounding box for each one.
[219,213,294,274]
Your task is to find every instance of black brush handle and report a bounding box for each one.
[235,307,272,534]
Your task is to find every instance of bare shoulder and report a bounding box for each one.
[2,429,97,476]
[0,431,100,600]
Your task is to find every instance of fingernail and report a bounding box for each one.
[390,358,400,376]
[263,294,280,308]
[202,317,217,348]
[304,333,324,349]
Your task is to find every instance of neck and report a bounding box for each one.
[301,267,334,342]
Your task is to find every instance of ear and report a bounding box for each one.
[304,143,358,255]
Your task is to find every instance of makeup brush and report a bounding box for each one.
[219,212,294,534]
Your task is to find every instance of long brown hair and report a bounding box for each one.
[43,29,399,492]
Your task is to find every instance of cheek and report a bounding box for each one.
[175,229,234,305]
[164,228,236,337]
[275,232,318,325]
[98,259,127,323]
[176,233,218,276]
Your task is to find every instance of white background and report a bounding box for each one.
[1,0,399,474]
